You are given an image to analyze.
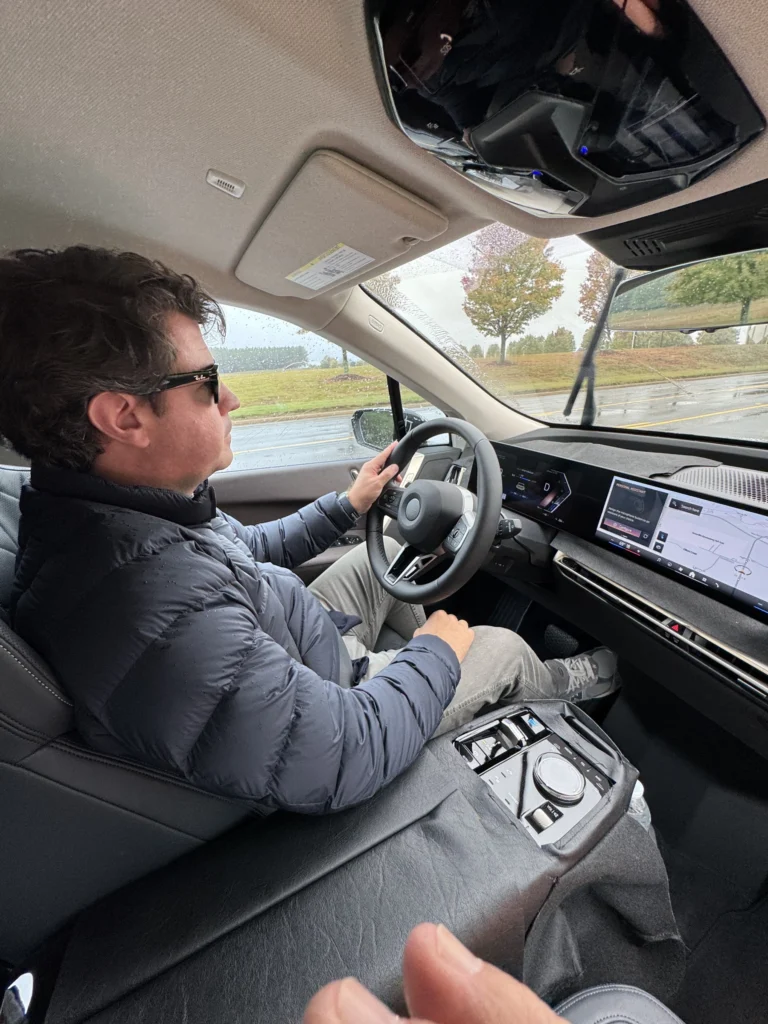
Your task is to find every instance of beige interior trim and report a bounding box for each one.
[235,151,448,298]
[1,0,767,333]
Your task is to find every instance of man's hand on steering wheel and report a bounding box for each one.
[346,442,401,514]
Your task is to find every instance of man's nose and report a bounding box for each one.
[221,382,240,412]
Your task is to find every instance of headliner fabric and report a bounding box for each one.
[0,0,767,324]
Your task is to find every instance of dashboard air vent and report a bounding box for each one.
[624,237,666,259]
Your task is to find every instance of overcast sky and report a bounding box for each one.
[217,231,595,362]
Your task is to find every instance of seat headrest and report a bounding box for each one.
[0,465,27,618]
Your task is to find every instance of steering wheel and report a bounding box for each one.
[367,418,502,604]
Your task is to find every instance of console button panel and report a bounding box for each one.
[454,711,613,846]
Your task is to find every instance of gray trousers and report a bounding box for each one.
[309,538,559,736]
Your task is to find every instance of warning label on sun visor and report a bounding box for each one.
[286,243,375,291]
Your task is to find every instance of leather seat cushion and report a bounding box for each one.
[0,466,26,617]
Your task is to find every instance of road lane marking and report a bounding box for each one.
[622,401,768,429]
[232,433,353,456]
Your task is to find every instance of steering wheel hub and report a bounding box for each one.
[397,479,464,552]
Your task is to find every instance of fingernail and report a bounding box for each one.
[336,978,397,1022]
[435,925,483,975]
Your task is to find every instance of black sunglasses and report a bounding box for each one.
[153,363,219,403]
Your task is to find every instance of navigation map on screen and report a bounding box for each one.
[595,476,768,616]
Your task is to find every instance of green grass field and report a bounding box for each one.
[224,366,424,420]
[224,345,768,422]
[609,296,768,331]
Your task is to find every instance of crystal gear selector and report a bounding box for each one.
[533,752,586,806]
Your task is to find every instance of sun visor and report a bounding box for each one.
[235,151,448,298]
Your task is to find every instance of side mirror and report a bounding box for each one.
[607,247,768,334]
[351,408,427,451]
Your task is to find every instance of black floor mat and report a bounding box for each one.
[658,842,754,952]
[672,894,768,1024]
[602,681,768,1024]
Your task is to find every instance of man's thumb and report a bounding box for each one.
[403,924,563,1024]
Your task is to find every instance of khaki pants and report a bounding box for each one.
[310,538,559,736]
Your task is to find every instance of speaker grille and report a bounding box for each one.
[665,465,768,509]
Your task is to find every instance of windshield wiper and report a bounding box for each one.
[563,267,626,426]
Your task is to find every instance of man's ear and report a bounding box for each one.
[87,392,153,449]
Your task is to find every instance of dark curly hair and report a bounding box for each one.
[0,246,224,469]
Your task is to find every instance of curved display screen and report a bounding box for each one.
[492,442,768,620]
[596,476,768,617]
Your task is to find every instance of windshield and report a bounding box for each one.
[364,225,768,444]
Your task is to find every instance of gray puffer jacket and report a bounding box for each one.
[10,466,460,813]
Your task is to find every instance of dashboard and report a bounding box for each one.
[493,443,768,623]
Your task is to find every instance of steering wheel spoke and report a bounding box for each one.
[384,544,440,586]
[443,511,477,555]
[376,484,406,517]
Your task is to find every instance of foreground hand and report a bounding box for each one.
[415,610,475,663]
[304,922,564,1023]
[347,442,401,514]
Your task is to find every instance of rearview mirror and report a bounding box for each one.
[607,248,768,334]
[351,408,429,451]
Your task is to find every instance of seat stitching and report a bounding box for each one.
[556,984,680,1021]
[52,740,250,804]
[0,640,73,706]
[2,759,209,841]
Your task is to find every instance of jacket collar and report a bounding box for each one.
[29,464,217,527]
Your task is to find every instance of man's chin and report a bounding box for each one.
[216,444,234,473]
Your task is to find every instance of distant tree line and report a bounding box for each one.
[467,328,575,359]
[581,326,740,349]
[215,345,308,372]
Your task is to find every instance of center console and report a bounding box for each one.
[454,709,612,846]
[36,702,682,1024]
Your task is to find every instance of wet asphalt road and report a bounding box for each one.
[227,371,768,473]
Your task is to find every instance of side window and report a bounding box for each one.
[214,306,443,473]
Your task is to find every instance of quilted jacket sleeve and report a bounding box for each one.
[220,492,359,568]
[100,585,459,811]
